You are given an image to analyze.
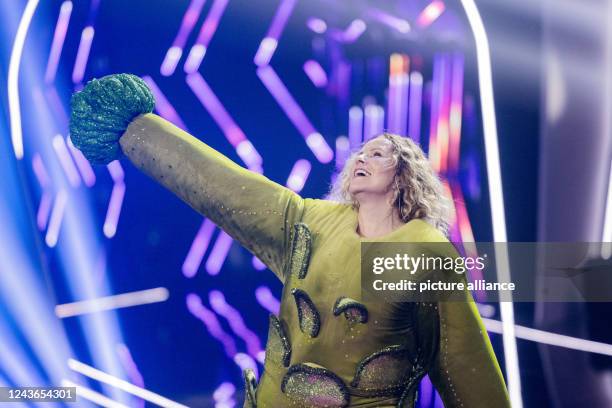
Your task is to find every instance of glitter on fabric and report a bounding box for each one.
[350,345,418,397]
[281,363,349,408]
[242,368,258,407]
[265,314,292,367]
[396,373,425,408]
[291,288,321,338]
[288,223,312,279]
[70,73,155,164]
[332,296,368,324]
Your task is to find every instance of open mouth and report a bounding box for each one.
[354,169,371,177]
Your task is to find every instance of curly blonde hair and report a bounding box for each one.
[329,133,454,236]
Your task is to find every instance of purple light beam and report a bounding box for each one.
[182,219,216,278]
[363,105,384,141]
[102,182,125,239]
[408,72,423,143]
[45,1,72,84]
[303,60,327,88]
[184,0,229,73]
[52,134,81,187]
[348,106,363,149]
[186,293,237,357]
[209,291,262,359]
[72,26,94,84]
[67,135,96,187]
[286,159,311,193]
[254,286,280,315]
[45,190,67,247]
[143,76,188,131]
[254,0,297,66]
[186,73,263,171]
[205,231,233,275]
[160,0,207,76]
[257,66,333,163]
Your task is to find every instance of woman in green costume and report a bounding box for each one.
[70,74,511,407]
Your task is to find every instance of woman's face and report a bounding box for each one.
[348,137,398,198]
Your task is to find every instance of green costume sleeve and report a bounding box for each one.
[119,113,305,282]
[69,73,304,283]
[415,244,511,407]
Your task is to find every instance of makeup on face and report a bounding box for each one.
[352,138,397,178]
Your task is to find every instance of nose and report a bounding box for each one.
[357,153,367,163]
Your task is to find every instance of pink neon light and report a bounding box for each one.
[417,1,446,28]
[436,55,452,173]
[183,219,216,278]
[45,1,72,84]
[448,54,464,172]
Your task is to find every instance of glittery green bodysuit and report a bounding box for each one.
[70,75,511,408]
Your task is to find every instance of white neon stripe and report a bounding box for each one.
[8,0,40,159]
[459,1,523,406]
[601,159,612,259]
[68,359,187,408]
[62,379,128,408]
[55,287,169,318]
[483,318,612,357]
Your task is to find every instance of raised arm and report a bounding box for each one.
[70,73,304,282]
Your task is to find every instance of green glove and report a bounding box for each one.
[69,73,155,164]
